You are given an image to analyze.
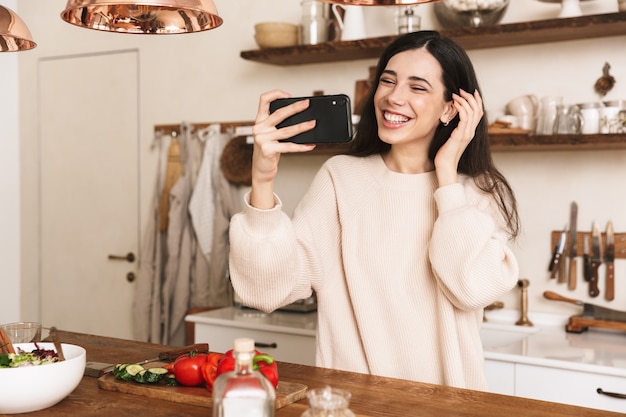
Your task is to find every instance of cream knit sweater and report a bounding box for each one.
[229,154,519,390]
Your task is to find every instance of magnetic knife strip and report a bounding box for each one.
[551,230,626,258]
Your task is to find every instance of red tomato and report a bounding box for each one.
[202,353,223,390]
[173,352,208,386]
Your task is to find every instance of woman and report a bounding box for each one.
[228,30,520,390]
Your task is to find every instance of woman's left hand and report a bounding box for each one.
[434,89,483,186]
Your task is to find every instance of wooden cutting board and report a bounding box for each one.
[566,315,626,334]
[98,372,307,409]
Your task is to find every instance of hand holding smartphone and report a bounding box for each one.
[269,94,353,144]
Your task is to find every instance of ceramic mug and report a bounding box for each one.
[578,102,601,134]
[505,94,537,131]
[331,4,366,41]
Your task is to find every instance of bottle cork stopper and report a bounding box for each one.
[233,338,255,353]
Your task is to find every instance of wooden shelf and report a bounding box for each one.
[490,133,626,152]
[240,12,626,66]
[155,122,626,154]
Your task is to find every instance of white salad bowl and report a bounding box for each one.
[0,342,86,414]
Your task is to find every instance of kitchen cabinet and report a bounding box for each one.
[484,359,515,396]
[515,363,626,413]
[239,12,626,153]
[485,359,626,413]
[186,307,317,366]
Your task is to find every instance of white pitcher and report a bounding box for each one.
[331,4,366,41]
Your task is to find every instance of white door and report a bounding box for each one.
[38,50,139,339]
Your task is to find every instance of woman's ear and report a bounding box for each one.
[440,101,457,125]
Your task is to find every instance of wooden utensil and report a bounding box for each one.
[0,328,15,354]
[49,326,65,361]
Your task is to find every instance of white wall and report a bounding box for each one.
[11,0,626,323]
[0,0,21,323]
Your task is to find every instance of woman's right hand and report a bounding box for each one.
[249,90,317,209]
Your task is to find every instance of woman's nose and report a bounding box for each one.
[385,86,405,106]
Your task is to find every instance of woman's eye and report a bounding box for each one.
[379,77,394,85]
[410,85,427,92]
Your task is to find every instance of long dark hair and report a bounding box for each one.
[348,30,519,239]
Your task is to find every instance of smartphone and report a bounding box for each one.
[269,94,353,144]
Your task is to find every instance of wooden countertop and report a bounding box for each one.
[17,330,621,417]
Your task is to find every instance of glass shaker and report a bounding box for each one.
[300,1,331,45]
[553,104,582,135]
[395,6,421,34]
[301,386,355,417]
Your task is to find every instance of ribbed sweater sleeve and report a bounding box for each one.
[228,192,315,312]
[429,183,518,310]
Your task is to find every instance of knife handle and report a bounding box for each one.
[548,245,559,274]
[567,257,577,290]
[557,254,567,283]
[589,261,601,298]
[582,254,591,282]
[605,262,615,301]
[550,252,562,279]
[158,343,209,361]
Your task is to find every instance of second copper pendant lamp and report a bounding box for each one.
[60,0,223,34]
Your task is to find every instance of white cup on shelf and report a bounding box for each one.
[578,102,601,134]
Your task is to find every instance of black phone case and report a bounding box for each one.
[269,94,353,144]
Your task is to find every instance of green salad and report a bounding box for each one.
[0,344,60,368]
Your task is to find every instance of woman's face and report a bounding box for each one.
[374,48,454,148]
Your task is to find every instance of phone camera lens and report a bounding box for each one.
[332,100,337,106]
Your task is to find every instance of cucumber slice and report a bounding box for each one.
[118,363,145,381]
[134,369,148,383]
[144,367,168,383]
[112,363,128,378]
[165,374,179,386]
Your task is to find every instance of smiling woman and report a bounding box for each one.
[228,30,520,391]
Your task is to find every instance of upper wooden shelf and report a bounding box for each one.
[240,12,626,66]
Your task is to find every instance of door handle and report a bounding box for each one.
[108,252,135,263]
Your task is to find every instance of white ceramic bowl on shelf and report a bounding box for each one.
[0,343,86,414]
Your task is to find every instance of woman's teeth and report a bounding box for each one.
[384,112,409,124]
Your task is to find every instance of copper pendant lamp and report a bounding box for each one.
[319,0,439,5]
[0,5,37,52]
[60,0,223,34]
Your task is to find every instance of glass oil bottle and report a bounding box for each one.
[212,338,276,417]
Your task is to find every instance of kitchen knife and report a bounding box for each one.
[549,229,567,279]
[85,343,209,377]
[605,221,615,301]
[582,235,591,282]
[567,202,578,290]
[589,222,601,298]
[544,291,626,322]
